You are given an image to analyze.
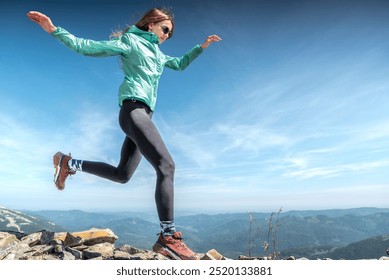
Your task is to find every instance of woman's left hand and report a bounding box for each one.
[201,35,222,49]
[27,11,57,33]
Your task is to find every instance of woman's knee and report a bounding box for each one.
[158,158,175,177]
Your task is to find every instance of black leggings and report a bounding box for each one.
[82,100,174,222]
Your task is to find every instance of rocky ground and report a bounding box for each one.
[1,228,388,260]
[0,228,230,260]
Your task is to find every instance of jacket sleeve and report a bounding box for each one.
[51,26,129,57]
[164,45,203,71]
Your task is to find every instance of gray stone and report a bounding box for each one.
[30,244,53,256]
[86,256,103,260]
[116,244,146,254]
[0,243,30,260]
[238,255,266,260]
[83,242,115,260]
[55,228,117,246]
[82,250,102,260]
[131,251,170,260]
[201,249,225,260]
[20,230,54,247]
[113,250,132,260]
[49,239,65,254]
[40,230,55,245]
[20,232,41,247]
[65,246,83,259]
[64,232,84,247]
[0,232,19,249]
[61,251,77,260]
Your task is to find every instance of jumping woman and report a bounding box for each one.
[27,8,221,260]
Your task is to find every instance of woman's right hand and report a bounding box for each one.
[201,35,222,49]
[27,11,57,34]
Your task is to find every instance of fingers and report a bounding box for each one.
[27,11,43,23]
[27,11,56,33]
[27,11,50,25]
[201,34,221,49]
[208,35,222,42]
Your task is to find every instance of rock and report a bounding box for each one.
[21,233,41,247]
[29,244,53,256]
[83,242,115,260]
[82,249,102,260]
[87,256,103,260]
[238,255,266,260]
[55,228,117,246]
[0,232,19,249]
[116,244,146,255]
[130,250,169,260]
[65,246,83,259]
[16,244,54,260]
[113,250,132,260]
[201,249,226,260]
[0,231,27,240]
[50,239,65,254]
[61,251,77,260]
[0,243,30,260]
[63,232,84,247]
[21,230,54,247]
[113,245,169,260]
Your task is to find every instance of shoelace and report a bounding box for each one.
[171,235,190,250]
[67,153,76,175]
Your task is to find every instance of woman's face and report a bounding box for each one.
[148,20,173,44]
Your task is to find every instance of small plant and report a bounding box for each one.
[248,212,261,257]
[263,207,283,259]
[248,207,283,259]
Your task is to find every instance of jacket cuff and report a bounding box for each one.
[51,26,63,37]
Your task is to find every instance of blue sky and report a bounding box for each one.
[1,0,389,215]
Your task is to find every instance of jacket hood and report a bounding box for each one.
[125,25,159,44]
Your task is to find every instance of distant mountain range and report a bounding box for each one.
[0,206,65,233]
[1,206,388,259]
[282,234,389,259]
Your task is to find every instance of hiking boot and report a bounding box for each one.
[53,152,75,191]
[152,231,199,260]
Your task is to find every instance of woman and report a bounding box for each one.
[27,8,221,260]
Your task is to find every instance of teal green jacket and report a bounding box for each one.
[52,26,203,111]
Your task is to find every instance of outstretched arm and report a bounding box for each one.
[201,35,222,49]
[27,11,57,33]
[164,34,222,70]
[26,11,127,57]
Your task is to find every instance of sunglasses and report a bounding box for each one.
[159,24,172,37]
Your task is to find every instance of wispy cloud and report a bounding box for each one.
[0,112,55,185]
[67,107,119,161]
[155,117,218,167]
[282,160,389,180]
[215,124,289,154]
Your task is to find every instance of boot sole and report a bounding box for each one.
[152,242,181,260]
[153,241,199,260]
[53,152,65,190]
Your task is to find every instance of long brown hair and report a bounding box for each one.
[111,8,174,38]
